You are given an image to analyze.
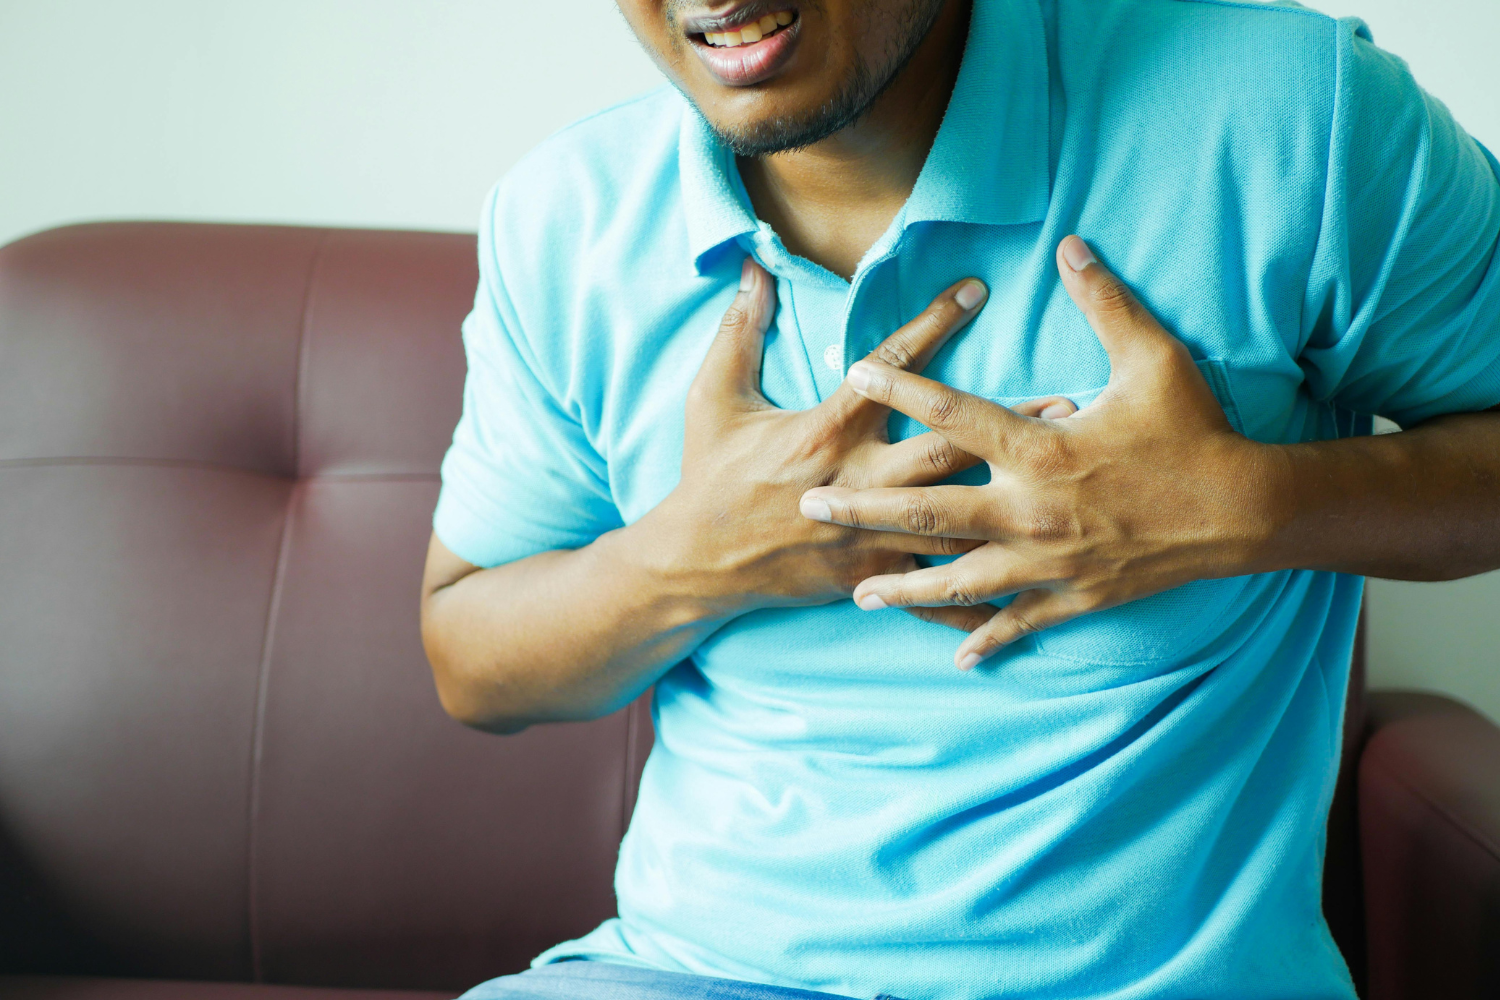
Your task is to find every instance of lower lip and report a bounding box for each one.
[690,19,801,87]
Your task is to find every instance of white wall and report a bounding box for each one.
[1304,5,1500,725]
[0,1,663,241]
[1,0,1496,719]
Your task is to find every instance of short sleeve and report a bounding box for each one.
[433,185,624,568]
[1299,18,1500,429]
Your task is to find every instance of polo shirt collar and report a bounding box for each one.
[679,110,760,273]
[680,0,1052,274]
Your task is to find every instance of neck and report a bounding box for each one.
[738,0,971,280]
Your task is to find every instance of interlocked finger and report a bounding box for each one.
[820,278,988,422]
[873,431,982,486]
[801,485,1005,541]
[851,546,1034,610]
[901,604,996,634]
[871,395,1077,486]
[690,256,778,408]
[844,362,1032,460]
[861,527,983,558]
[953,590,1089,670]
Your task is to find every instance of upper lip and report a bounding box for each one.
[680,1,797,35]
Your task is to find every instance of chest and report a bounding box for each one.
[595,217,1313,525]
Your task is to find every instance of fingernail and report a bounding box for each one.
[739,257,755,291]
[954,280,987,311]
[1040,403,1073,420]
[845,363,872,393]
[857,593,888,611]
[799,496,832,522]
[1061,237,1097,273]
[957,651,982,672]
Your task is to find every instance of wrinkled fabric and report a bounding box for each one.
[459,962,902,1000]
[435,0,1500,997]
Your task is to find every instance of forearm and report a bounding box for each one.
[1262,408,1500,581]
[420,519,726,733]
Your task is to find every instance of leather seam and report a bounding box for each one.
[246,482,299,982]
[243,233,327,980]
[294,233,332,478]
[1367,751,1500,864]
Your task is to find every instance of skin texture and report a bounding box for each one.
[803,237,1500,668]
[422,265,1070,730]
[618,0,971,279]
[422,0,1500,728]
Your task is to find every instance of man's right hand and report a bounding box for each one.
[422,257,1076,730]
[633,257,1065,629]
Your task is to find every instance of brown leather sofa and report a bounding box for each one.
[0,222,1496,1000]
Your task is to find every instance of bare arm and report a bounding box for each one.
[421,261,1016,732]
[805,236,1500,668]
[1269,406,1500,581]
[420,525,720,734]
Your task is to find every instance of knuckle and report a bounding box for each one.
[900,494,944,535]
[925,389,964,427]
[1006,610,1046,637]
[929,297,963,328]
[920,436,962,475]
[1019,502,1074,543]
[719,304,750,331]
[871,339,918,372]
[942,580,982,607]
[837,504,868,530]
[1090,276,1134,314]
[935,535,970,557]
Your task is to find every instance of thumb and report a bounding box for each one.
[1056,236,1193,389]
[691,256,777,407]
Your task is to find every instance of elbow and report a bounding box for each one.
[421,624,537,735]
[429,659,537,735]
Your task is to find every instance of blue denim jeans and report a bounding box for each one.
[458,961,911,1000]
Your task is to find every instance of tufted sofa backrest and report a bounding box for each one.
[0,223,652,991]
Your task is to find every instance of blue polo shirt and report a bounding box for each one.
[435,0,1500,996]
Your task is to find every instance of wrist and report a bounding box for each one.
[603,502,750,627]
[1229,437,1300,575]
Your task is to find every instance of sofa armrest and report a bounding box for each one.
[1359,690,1500,1000]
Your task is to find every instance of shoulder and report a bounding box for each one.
[469,86,690,393]
[1052,0,1419,191]
[1055,0,1353,128]
[482,85,689,285]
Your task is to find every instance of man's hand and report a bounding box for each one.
[639,256,1005,626]
[798,236,1281,670]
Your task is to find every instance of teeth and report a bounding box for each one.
[703,11,795,46]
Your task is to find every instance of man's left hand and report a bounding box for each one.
[798,236,1284,671]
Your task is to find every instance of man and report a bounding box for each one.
[420,0,1500,996]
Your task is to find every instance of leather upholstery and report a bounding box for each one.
[0,978,454,1000]
[1,221,1495,999]
[1360,691,1500,999]
[0,224,653,991]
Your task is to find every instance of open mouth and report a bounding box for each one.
[685,5,802,86]
[697,11,796,48]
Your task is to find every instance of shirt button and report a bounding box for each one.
[823,344,844,373]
